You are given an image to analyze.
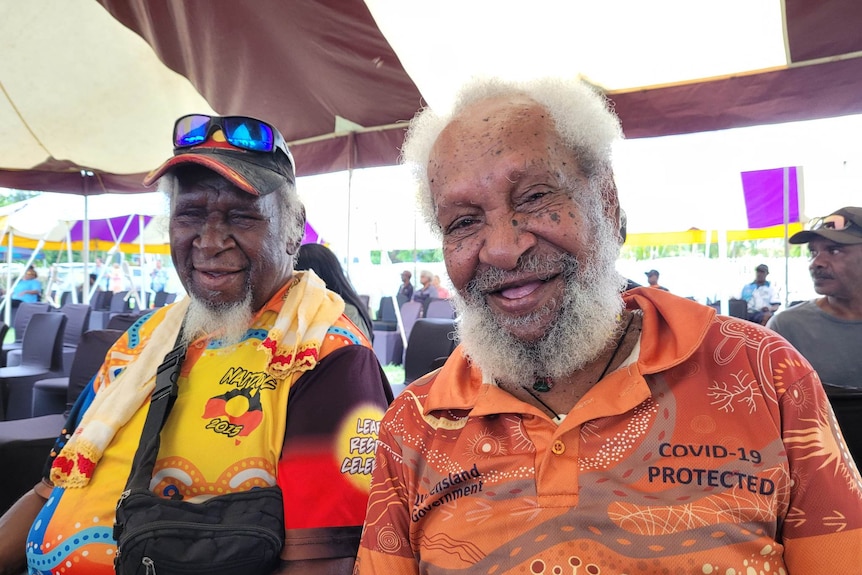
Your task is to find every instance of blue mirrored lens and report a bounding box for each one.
[224,118,274,152]
[175,115,211,147]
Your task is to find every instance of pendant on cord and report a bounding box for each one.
[532,377,553,393]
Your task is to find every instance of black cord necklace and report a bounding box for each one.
[530,310,639,393]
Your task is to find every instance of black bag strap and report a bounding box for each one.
[123,329,186,492]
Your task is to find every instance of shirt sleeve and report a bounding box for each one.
[777,366,862,571]
[355,395,420,574]
[278,345,392,562]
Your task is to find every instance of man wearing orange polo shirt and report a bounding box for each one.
[355,78,862,574]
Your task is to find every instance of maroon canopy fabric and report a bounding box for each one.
[1,0,861,195]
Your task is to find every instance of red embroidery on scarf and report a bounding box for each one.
[76,453,96,478]
[53,455,74,476]
[262,337,293,367]
[294,347,319,368]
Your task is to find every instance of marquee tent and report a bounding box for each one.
[0,192,170,254]
[1,0,861,196]
[0,193,323,255]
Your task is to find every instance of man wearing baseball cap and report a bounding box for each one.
[739,263,780,325]
[643,269,669,291]
[0,115,392,574]
[767,206,862,390]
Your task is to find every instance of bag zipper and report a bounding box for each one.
[118,519,283,549]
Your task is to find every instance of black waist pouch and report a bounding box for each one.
[113,341,285,575]
[114,486,284,575]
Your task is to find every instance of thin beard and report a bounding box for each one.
[182,293,254,348]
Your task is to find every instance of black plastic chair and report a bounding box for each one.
[728,298,748,319]
[152,291,175,307]
[0,322,7,365]
[106,311,149,332]
[400,301,423,342]
[32,329,124,417]
[89,290,130,329]
[1,302,50,367]
[7,303,92,375]
[426,298,457,319]
[823,383,862,465]
[0,312,67,420]
[0,329,123,514]
[403,318,457,384]
[372,296,398,331]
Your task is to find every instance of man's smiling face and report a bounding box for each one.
[428,95,604,343]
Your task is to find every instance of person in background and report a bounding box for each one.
[295,243,374,342]
[431,274,450,299]
[767,206,862,389]
[643,269,669,291]
[0,114,391,575]
[149,259,170,295]
[10,266,41,306]
[741,263,779,325]
[411,269,439,306]
[356,76,862,574]
[108,262,124,293]
[76,272,102,304]
[93,256,108,291]
[397,270,414,303]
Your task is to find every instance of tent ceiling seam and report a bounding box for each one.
[0,80,52,157]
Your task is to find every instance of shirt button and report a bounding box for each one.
[551,440,565,455]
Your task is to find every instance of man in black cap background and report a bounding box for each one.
[643,269,669,291]
[0,115,391,574]
[767,206,862,390]
[739,263,780,325]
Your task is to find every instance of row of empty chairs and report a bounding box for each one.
[88,290,177,330]
[0,311,68,420]
[5,303,92,374]
[0,328,124,513]
[0,301,149,421]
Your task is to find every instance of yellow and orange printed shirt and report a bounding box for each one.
[27,284,390,574]
[357,288,862,574]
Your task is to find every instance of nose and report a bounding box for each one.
[809,250,828,270]
[194,214,234,252]
[478,216,537,270]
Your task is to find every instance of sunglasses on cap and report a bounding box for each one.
[173,114,293,161]
[807,214,861,232]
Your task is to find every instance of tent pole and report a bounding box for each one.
[82,176,91,305]
[65,228,75,304]
[345,132,355,275]
[3,229,11,323]
[139,214,146,308]
[782,167,790,307]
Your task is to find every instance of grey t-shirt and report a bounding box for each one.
[766,300,862,389]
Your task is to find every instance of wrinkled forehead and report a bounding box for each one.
[427,97,573,210]
[430,96,554,166]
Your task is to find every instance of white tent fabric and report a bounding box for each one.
[0,0,214,183]
[368,0,786,113]
[0,192,169,245]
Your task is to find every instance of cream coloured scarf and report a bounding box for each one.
[51,271,344,488]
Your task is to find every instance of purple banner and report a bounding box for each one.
[301,221,320,244]
[740,166,800,228]
[69,215,153,243]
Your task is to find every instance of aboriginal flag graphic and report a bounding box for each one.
[202,387,264,436]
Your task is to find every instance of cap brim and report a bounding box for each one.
[144,148,293,196]
[789,229,862,245]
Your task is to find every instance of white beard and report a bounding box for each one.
[451,218,626,386]
[181,292,254,348]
